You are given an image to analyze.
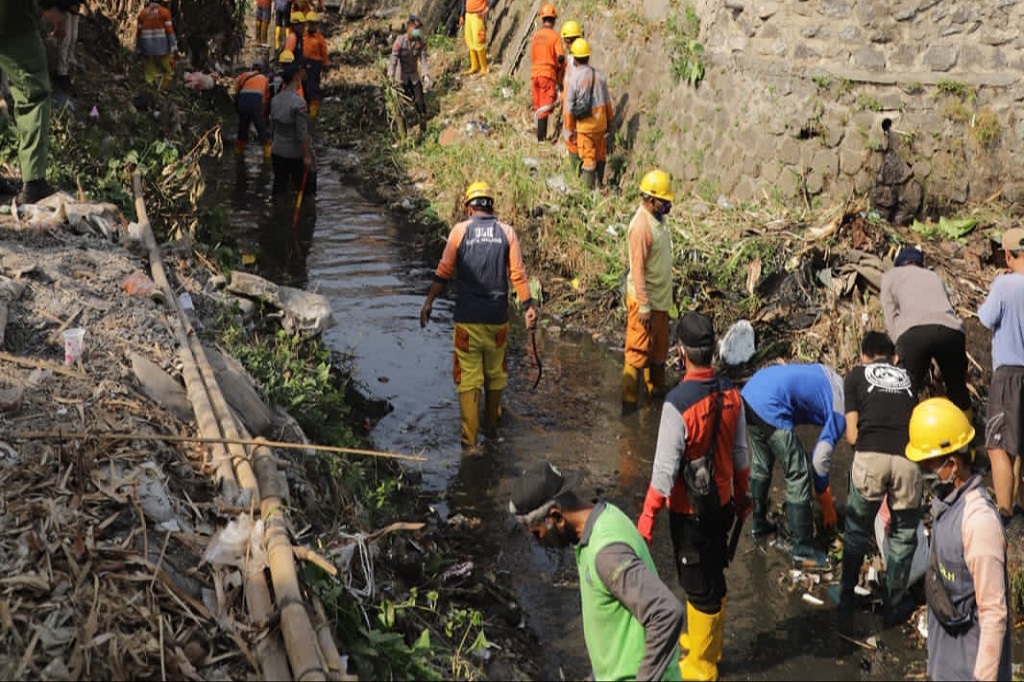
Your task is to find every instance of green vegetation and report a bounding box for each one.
[855,93,882,112]
[812,74,832,91]
[936,78,973,100]
[972,107,1001,148]
[666,4,705,87]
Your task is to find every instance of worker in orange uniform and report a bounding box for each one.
[559,20,584,170]
[459,0,496,75]
[302,11,328,118]
[284,11,306,60]
[622,170,674,414]
[135,0,177,89]
[563,39,612,189]
[254,0,272,45]
[420,182,537,449]
[233,62,272,160]
[528,4,564,142]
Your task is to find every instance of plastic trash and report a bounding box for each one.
[719,320,756,365]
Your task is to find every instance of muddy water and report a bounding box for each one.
[213,151,980,680]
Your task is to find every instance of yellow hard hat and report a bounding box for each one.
[569,38,591,59]
[639,169,674,202]
[304,10,319,21]
[290,11,306,23]
[905,397,975,462]
[464,181,494,204]
[278,49,296,64]
[560,20,582,39]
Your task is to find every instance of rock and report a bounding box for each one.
[226,271,335,336]
[130,353,193,423]
[0,384,23,412]
[203,343,273,436]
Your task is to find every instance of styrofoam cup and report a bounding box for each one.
[62,327,85,366]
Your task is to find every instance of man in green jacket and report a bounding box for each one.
[0,0,71,204]
[510,461,684,680]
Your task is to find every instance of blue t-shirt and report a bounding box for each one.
[978,272,1024,369]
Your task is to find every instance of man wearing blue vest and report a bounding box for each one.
[510,461,684,681]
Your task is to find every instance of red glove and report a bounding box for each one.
[817,486,837,531]
[638,485,667,546]
[637,511,656,545]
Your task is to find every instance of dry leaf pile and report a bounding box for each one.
[0,224,258,680]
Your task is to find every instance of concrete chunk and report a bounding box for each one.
[203,344,273,436]
[227,271,335,336]
[130,353,193,423]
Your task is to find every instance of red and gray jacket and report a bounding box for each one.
[642,367,750,518]
[433,214,532,325]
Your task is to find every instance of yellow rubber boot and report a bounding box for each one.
[680,602,721,681]
[464,49,479,75]
[262,141,273,161]
[645,363,666,399]
[309,100,320,119]
[476,49,488,74]
[622,363,640,414]
[679,597,727,661]
[459,389,481,448]
[274,26,283,50]
[484,388,503,437]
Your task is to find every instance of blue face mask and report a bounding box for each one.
[411,28,421,38]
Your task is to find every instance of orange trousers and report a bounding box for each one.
[624,293,669,369]
[577,129,607,171]
[531,76,557,119]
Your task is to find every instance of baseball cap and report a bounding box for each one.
[894,245,924,267]
[508,461,580,524]
[1002,228,1024,251]
[676,311,715,347]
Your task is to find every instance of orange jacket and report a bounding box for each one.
[303,32,328,64]
[136,2,176,56]
[529,25,564,82]
[464,0,492,14]
[235,70,270,109]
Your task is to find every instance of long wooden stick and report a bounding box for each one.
[10,430,428,462]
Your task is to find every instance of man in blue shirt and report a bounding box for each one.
[741,363,846,569]
[978,227,1024,523]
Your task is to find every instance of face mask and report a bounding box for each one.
[924,464,955,499]
[411,28,421,38]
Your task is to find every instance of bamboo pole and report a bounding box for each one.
[131,171,239,497]
[10,430,427,462]
[256,441,328,682]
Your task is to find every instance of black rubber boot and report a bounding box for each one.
[536,117,548,142]
[582,169,596,189]
[596,161,606,187]
[17,179,56,204]
[749,477,776,536]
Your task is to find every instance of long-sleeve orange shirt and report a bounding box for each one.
[530,26,564,82]
[435,214,532,324]
[235,70,270,110]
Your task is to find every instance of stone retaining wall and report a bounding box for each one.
[405,0,1024,210]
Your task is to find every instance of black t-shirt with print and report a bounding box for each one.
[843,361,917,455]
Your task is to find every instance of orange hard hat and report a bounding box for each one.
[540,4,557,19]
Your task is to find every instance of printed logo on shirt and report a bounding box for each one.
[864,362,913,395]
[464,226,503,246]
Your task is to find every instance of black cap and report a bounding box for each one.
[408,14,423,26]
[509,461,574,522]
[677,311,714,347]
[894,246,924,267]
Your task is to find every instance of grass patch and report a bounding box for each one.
[666,4,705,87]
[972,107,1001,148]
